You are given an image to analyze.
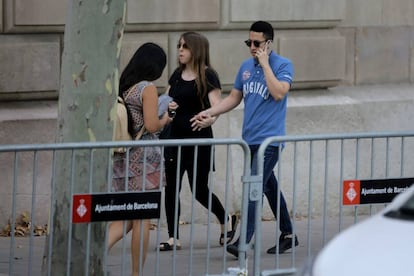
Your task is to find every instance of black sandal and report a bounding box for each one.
[159,238,181,251]
[219,214,238,246]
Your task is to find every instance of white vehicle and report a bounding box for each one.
[300,185,414,276]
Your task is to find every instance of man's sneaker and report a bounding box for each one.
[267,233,299,254]
[226,243,239,258]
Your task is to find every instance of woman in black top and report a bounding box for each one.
[159,32,237,251]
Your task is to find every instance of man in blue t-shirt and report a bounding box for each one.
[192,21,298,257]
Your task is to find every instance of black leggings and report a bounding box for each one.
[164,145,226,239]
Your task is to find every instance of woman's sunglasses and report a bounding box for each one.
[177,43,189,49]
[244,39,267,48]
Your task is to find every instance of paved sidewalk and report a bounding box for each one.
[0,216,359,275]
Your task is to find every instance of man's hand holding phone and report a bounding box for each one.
[255,40,272,66]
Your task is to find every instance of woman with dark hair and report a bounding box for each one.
[159,32,237,251]
[108,42,171,276]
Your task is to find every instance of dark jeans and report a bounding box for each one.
[244,145,293,244]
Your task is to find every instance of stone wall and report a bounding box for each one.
[1,0,412,101]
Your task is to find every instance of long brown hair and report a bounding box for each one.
[178,32,214,109]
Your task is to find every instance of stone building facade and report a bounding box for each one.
[1,0,413,100]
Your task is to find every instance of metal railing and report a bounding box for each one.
[252,131,414,276]
[1,138,251,276]
[1,131,414,275]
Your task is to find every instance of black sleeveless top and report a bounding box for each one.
[168,68,221,139]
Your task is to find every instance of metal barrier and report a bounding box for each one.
[251,131,414,276]
[0,138,252,276]
[1,131,414,275]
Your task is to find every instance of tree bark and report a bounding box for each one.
[42,1,127,275]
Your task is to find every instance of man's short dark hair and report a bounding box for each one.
[250,21,274,41]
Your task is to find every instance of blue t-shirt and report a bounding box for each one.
[234,52,294,146]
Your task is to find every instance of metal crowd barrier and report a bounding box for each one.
[1,131,414,275]
[0,138,252,276]
[252,131,414,276]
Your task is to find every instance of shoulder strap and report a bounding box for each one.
[124,84,136,101]
[134,125,146,140]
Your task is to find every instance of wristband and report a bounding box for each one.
[168,109,176,118]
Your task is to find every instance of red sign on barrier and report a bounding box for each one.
[72,194,92,223]
[343,178,414,205]
[343,180,361,205]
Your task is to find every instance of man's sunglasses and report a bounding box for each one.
[177,43,189,49]
[244,39,267,48]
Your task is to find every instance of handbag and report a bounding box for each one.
[158,122,177,162]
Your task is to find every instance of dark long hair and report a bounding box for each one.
[118,42,166,135]
[119,42,167,96]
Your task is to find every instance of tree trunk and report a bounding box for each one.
[42,1,127,275]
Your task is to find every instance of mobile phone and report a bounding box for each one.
[265,40,272,52]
